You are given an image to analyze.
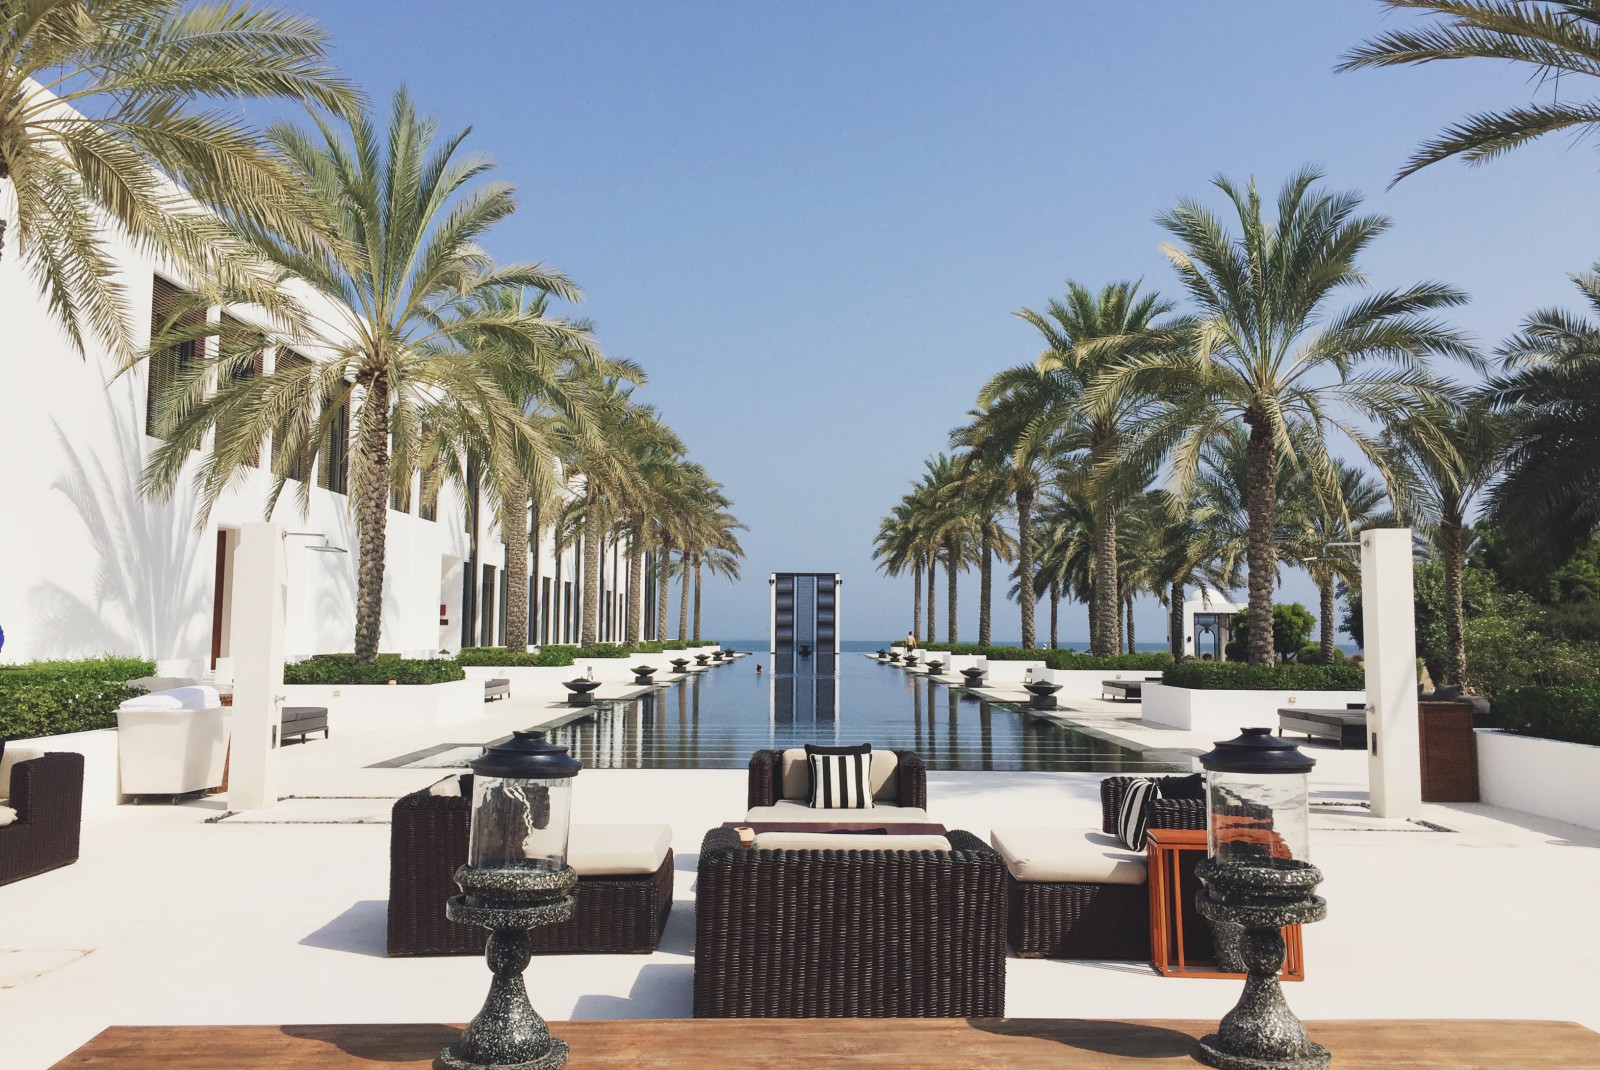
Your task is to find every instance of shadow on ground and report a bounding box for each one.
[300,900,388,957]
[570,963,694,1019]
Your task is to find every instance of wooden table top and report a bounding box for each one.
[719,821,949,835]
[50,1019,1600,1069]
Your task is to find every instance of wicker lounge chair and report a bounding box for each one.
[745,747,928,821]
[693,826,1006,1017]
[993,775,1206,960]
[0,749,85,887]
[387,775,674,956]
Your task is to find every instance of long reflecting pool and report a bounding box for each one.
[545,652,1192,773]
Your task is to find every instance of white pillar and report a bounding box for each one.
[1362,527,1421,819]
[228,522,287,810]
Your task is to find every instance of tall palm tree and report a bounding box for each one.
[1,0,359,356]
[1287,461,1390,664]
[1031,484,1093,649]
[1016,280,1178,656]
[873,498,924,640]
[140,90,591,662]
[952,462,1015,646]
[1339,1,1600,183]
[1100,168,1471,662]
[1487,266,1600,580]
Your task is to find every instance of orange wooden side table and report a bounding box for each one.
[1146,827,1304,981]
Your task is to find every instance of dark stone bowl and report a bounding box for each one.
[670,658,691,671]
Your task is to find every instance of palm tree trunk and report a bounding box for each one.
[1049,584,1059,649]
[946,539,958,644]
[627,518,645,645]
[503,477,529,653]
[1442,505,1466,686]
[1017,482,1036,649]
[581,486,602,646]
[678,551,691,641]
[352,377,390,663]
[598,530,608,642]
[657,532,672,643]
[693,555,703,641]
[553,544,564,643]
[1170,581,1184,659]
[529,496,541,646]
[1090,512,1118,656]
[926,556,937,644]
[1244,411,1278,665]
[978,526,992,646]
[1125,595,1135,653]
[911,559,923,641]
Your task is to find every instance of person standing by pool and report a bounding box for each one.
[905,630,917,651]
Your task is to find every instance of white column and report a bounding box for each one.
[229,522,287,811]
[1362,527,1421,819]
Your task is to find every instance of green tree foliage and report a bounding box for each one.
[1227,603,1316,661]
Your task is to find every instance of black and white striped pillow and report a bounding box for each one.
[805,744,874,810]
[1116,777,1157,851]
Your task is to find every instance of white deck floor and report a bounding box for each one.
[5,678,1599,1069]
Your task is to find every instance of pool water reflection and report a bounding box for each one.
[545,654,1192,773]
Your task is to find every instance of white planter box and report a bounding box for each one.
[979,660,1046,684]
[1142,682,1367,737]
[1035,668,1165,700]
[282,677,481,728]
[9,727,122,810]
[1477,729,1600,831]
[116,707,230,796]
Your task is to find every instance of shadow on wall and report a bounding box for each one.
[28,390,210,662]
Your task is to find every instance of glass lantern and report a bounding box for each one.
[466,730,581,872]
[1199,727,1315,864]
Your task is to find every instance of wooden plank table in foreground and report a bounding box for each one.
[49,1019,1600,1069]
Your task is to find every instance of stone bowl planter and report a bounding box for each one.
[902,653,919,667]
[670,658,691,673]
[695,654,711,666]
[960,667,987,686]
[888,653,902,663]
[1023,680,1062,710]
[876,649,889,660]
[925,659,945,675]
[563,678,602,707]
[631,665,658,685]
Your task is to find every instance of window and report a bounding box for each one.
[540,577,552,646]
[146,275,204,442]
[218,315,265,467]
[563,581,573,644]
[392,480,412,514]
[271,350,310,481]
[316,393,349,495]
[480,564,497,648]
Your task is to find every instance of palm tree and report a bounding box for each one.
[1016,280,1178,656]
[1339,1,1600,183]
[952,462,1016,646]
[1031,484,1093,648]
[140,90,591,662]
[873,498,924,639]
[1287,461,1390,664]
[1100,168,1471,663]
[1,0,359,356]
[1487,266,1600,582]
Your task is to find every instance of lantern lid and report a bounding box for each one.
[1199,727,1316,774]
[471,730,581,780]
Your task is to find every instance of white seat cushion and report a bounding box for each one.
[990,827,1147,885]
[0,805,16,827]
[0,747,46,798]
[744,800,931,824]
[780,748,900,803]
[751,832,950,852]
[567,823,672,877]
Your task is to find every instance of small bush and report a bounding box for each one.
[573,644,631,659]
[1296,644,1347,665]
[913,644,1170,670]
[457,647,571,668]
[632,641,665,653]
[0,656,156,738]
[1495,686,1600,747]
[283,656,465,685]
[1162,662,1365,691]
[659,640,693,650]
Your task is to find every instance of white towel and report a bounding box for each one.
[118,693,185,712]
[119,685,221,712]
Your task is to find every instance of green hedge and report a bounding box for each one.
[457,647,572,667]
[284,656,465,685]
[917,644,1171,671]
[0,656,156,738]
[1495,686,1600,747]
[1162,662,1365,691]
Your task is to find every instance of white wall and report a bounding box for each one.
[1477,730,1600,832]
[1142,681,1367,738]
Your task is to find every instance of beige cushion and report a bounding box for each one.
[990,827,1147,885]
[0,747,46,798]
[751,832,950,852]
[426,775,463,798]
[0,806,16,827]
[779,748,900,803]
[568,823,672,877]
[744,800,931,824]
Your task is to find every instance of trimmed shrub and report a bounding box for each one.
[632,641,665,653]
[0,656,156,738]
[1162,662,1365,691]
[284,656,465,685]
[573,644,631,660]
[1494,686,1600,747]
[910,644,1169,670]
[457,647,574,668]
[659,640,693,650]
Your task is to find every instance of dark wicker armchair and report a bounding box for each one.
[694,827,1006,1018]
[387,775,673,956]
[747,748,927,811]
[0,751,85,887]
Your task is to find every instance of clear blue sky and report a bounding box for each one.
[309,1,1597,643]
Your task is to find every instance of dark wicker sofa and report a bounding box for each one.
[0,751,85,887]
[387,775,673,956]
[746,747,927,812]
[693,826,1006,1018]
[999,775,1206,960]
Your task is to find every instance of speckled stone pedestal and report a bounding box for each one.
[1194,858,1329,1070]
[441,866,578,1070]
